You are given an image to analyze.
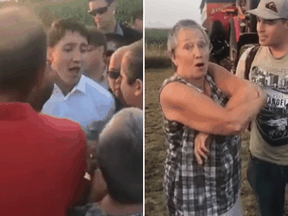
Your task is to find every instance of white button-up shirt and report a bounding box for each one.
[42,75,115,128]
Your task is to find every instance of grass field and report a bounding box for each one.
[145,28,170,51]
[145,67,260,216]
[0,0,143,27]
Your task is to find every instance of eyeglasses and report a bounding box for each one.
[89,4,110,17]
[107,70,120,79]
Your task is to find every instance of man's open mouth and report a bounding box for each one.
[69,67,80,74]
[69,67,81,75]
[196,63,204,67]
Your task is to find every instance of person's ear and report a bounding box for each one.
[89,168,108,202]
[134,78,143,97]
[110,2,116,13]
[169,50,177,67]
[47,47,54,64]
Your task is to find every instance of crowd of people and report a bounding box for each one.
[4,0,288,215]
[159,0,288,215]
[0,0,143,215]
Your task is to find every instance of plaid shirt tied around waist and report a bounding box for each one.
[159,74,241,216]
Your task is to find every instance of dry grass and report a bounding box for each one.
[145,67,260,216]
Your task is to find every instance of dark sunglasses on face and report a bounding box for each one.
[107,70,120,79]
[89,5,110,17]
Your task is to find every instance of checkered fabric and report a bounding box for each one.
[72,203,143,216]
[159,73,241,216]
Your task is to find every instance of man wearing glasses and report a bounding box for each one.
[88,0,142,44]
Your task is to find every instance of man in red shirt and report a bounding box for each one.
[0,6,88,216]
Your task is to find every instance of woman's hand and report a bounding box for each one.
[194,132,212,165]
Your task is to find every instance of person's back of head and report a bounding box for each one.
[97,107,143,204]
[105,33,126,62]
[123,41,143,84]
[0,6,47,102]
[114,41,143,109]
[131,10,143,33]
[210,20,226,42]
[85,27,107,79]
[88,27,107,52]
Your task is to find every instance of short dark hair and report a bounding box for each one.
[48,18,89,48]
[105,33,127,57]
[105,0,115,4]
[0,6,47,100]
[124,42,143,84]
[132,10,143,23]
[87,27,107,53]
[97,108,143,204]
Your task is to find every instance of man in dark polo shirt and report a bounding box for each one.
[88,0,142,44]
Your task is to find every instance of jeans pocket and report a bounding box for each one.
[247,156,258,193]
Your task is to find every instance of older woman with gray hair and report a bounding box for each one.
[159,19,266,216]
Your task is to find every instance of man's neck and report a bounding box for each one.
[269,42,288,59]
[55,80,77,97]
[0,94,25,103]
[135,98,143,110]
[99,194,142,215]
[86,65,106,82]
[99,18,117,34]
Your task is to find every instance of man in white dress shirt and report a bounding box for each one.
[42,18,115,128]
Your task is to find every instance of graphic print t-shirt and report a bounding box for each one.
[236,46,288,165]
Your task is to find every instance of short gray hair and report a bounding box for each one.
[167,19,210,56]
[97,107,143,203]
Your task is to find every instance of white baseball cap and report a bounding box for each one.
[247,0,288,19]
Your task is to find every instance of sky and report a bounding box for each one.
[145,0,203,28]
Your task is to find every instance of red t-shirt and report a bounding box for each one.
[0,103,87,216]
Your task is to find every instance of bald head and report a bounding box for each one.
[108,45,130,96]
[121,41,143,84]
[0,6,43,49]
[0,6,47,101]
[109,45,130,70]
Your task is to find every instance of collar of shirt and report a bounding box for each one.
[42,75,115,127]
[114,22,124,36]
[53,75,86,100]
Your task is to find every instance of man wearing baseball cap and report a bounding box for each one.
[236,0,288,215]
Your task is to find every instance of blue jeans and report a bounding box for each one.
[247,153,288,216]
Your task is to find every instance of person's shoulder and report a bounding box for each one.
[119,22,142,41]
[38,113,85,136]
[257,45,269,55]
[83,76,114,100]
[240,45,263,64]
